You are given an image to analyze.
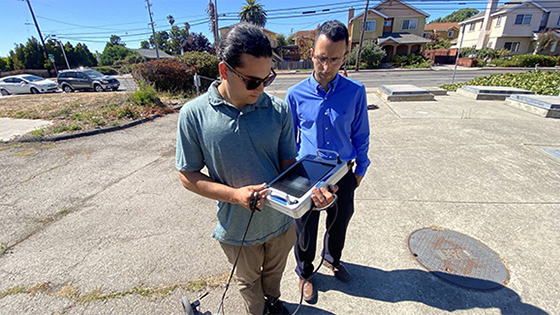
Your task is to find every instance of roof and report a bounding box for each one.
[349,9,389,23]
[373,0,430,17]
[133,49,174,59]
[377,32,431,45]
[425,22,460,31]
[293,30,316,39]
[460,0,549,24]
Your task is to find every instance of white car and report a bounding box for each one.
[0,74,59,96]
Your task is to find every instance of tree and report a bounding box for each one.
[277,34,287,47]
[348,40,385,68]
[109,35,125,47]
[149,31,171,54]
[425,34,452,50]
[101,36,138,66]
[0,57,7,71]
[239,0,267,27]
[181,33,215,54]
[431,8,479,23]
[533,30,557,55]
[140,41,150,49]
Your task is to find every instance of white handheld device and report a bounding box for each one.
[264,150,348,218]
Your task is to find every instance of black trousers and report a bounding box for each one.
[294,169,358,279]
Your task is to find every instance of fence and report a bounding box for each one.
[273,60,313,70]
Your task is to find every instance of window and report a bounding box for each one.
[448,31,453,38]
[363,20,376,31]
[77,72,88,79]
[384,20,392,27]
[514,14,532,25]
[423,33,429,38]
[469,23,476,31]
[504,42,520,52]
[402,19,417,30]
[496,16,502,27]
[12,78,22,83]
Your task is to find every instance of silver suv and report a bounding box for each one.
[57,69,120,92]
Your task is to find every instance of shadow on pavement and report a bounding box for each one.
[312,263,548,315]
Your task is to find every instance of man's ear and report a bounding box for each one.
[218,62,228,80]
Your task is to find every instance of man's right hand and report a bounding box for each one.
[233,183,268,212]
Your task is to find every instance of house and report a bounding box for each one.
[132,49,174,60]
[292,29,318,61]
[424,22,461,42]
[348,0,431,62]
[219,25,283,61]
[458,0,560,55]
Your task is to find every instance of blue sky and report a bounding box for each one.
[0,0,505,58]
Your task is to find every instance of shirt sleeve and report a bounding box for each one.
[285,89,301,152]
[278,99,298,161]
[175,107,204,172]
[351,85,371,177]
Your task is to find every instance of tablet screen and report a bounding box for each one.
[269,160,334,198]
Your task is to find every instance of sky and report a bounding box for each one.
[0,0,508,58]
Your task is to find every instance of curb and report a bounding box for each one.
[15,105,184,143]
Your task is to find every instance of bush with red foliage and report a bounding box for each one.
[132,59,194,93]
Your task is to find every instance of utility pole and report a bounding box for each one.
[57,39,71,69]
[355,0,370,72]
[145,0,160,59]
[214,0,219,48]
[452,24,466,84]
[23,0,57,75]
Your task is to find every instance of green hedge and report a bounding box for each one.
[511,55,557,67]
[132,59,193,93]
[441,71,560,95]
[177,51,219,90]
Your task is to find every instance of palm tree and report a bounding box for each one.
[238,0,267,28]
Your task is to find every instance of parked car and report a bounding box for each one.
[0,74,59,96]
[57,69,120,93]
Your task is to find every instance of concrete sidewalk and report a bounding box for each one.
[0,90,559,315]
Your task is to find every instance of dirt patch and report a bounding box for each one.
[0,92,186,138]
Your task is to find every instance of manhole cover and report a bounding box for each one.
[408,228,509,290]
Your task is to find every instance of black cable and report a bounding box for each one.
[292,196,339,315]
[217,191,260,315]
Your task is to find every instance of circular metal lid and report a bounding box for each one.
[408,228,509,290]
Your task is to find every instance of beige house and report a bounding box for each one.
[458,0,560,55]
[424,22,460,41]
[219,25,283,61]
[348,0,430,61]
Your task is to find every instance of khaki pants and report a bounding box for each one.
[220,225,296,315]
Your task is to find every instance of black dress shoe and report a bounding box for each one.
[264,297,290,315]
[323,261,352,282]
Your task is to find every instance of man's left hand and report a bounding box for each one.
[311,185,338,210]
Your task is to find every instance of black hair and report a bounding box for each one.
[314,20,349,48]
[218,22,272,68]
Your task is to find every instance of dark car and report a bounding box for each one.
[57,69,120,93]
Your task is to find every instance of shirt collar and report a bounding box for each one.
[208,80,268,109]
[309,71,341,93]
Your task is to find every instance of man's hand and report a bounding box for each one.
[233,183,268,212]
[355,174,363,187]
[311,185,339,210]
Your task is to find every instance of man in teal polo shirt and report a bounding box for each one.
[176,23,335,315]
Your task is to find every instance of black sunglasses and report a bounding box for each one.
[224,61,277,90]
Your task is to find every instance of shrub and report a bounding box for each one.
[511,55,557,67]
[94,66,118,75]
[178,51,219,90]
[391,54,430,68]
[441,71,560,95]
[124,54,146,65]
[130,81,161,106]
[459,47,477,58]
[490,59,515,67]
[347,41,386,68]
[476,47,496,60]
[132,59,193,93]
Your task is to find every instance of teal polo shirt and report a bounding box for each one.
[176,81,297,246]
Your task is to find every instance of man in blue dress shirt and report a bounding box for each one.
[286,20,371,302]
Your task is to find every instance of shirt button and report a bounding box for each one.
[327,141,330,145]
[324,112,328,115]
[325,127,328,130]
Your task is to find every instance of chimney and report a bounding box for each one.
[348,7,355,26]
[476,0,499,49]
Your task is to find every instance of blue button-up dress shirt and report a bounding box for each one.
[286,73,370,176]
